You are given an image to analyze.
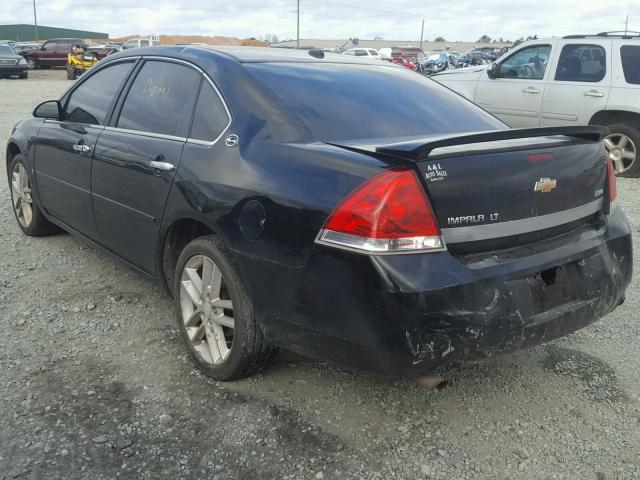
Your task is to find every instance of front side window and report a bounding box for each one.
[43,41,56,50]
[140,40,149,47]
[498,45,551,80]
[621,45,640,85]
[117,60,201,137]
[555,44,606,82]
[368,50,378,56]
[354,50,368,56]
[189,81,230,142]
[64,61,134,125]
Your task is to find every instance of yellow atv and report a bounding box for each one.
[66,45,98,80]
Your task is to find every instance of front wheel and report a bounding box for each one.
[66,65,76,80]
[603,123,640,178]
[173,235,278,380]
[9,155,57,236]
[26,58,37,69]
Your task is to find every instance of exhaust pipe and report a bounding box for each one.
[417,375,448,391]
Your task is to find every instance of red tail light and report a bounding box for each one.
[316,168,444,253]
[605,151,617,204]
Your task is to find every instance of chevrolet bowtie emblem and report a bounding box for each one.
[534,177,557,193]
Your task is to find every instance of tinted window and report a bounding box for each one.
[555,44,606,82]
[498,45,551,79]
[117,61,201,137]
[190,81,230,142]
[140,40,149,47]
[64,61,134,125]
[621,45,640,85]
[43,41,57,50]
[354,50,368,56]
[247,63,504,141]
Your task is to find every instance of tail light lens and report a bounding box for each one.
[605,150,617,205]
[316,168,445,253]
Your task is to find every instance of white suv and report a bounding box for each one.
[433,33,640,177]
[342,48,383,60]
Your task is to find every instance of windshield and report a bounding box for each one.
[247,62,503,141]
[0,45,16,55]
[427,53,444,61]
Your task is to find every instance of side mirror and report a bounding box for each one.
[487,62,498,79]
[33,100,61,120]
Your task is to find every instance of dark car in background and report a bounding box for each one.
[0,43,28,78]
[22,38,111,69]
[6,47,632,382]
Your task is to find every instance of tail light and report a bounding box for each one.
[315,168,445,253]
[605,150,617,206]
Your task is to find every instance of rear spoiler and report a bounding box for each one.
[329,126,610,162]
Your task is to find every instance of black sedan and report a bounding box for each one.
[6,47,632,381]
[0,43,28,79]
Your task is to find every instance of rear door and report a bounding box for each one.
[540,41,611,126]
[474,43,554,127]
[34,59,136,239]
[92,59,202,274]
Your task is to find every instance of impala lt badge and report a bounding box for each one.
[534,177,557,193]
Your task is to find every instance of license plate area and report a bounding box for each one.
[530,264,583,314]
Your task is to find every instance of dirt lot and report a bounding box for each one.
[1,69,640,480]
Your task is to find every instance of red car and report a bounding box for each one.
[22,38,111,69]
[391,57,417,71]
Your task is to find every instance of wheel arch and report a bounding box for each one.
[159,217,217,296]
[589,110,640,130]
[6,142,21,175]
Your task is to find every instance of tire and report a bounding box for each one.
[603,123,640,178]
[26,58,37,69]
[19,72,28,79]
[173,235,278,380]
[8,154,58,236]
[66,65,76,80]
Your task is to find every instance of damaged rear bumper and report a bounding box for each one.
[249,207,632,377]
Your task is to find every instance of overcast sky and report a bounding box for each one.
[4,0,640,41]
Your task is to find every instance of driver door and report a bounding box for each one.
[474,44,554,127]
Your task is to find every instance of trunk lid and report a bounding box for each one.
[330,127,609,250]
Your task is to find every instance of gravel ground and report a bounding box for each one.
[2,69,640,480]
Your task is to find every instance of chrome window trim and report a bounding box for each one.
[103,126,186,142]
[139,55,233,146]
[441,198,603,243]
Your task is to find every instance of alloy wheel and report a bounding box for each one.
[179,255,235,365]
[26,58,36,69]
[604,133,636,175]
[11,163,33,228]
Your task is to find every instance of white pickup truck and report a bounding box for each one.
[433,33,640,177]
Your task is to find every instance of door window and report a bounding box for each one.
[117,60,201,137]
[368,50,378,56]
[42,41,57,50]
[354,50,368,56]
[189,81,230,142]
[63,61,135,125]
[620,45,640,85]
[140,40,149,47]
[498,45,551,79]
[554,44,606,82]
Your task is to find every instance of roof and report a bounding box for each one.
[190,45,390,64]
[271,38,512,52]
[109,45,399,66]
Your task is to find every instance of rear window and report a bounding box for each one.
[620,45,640,85]
[247,63,504,141]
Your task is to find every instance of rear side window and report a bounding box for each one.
[555,44,606,82]
[64,61,134,125]
[190,81,230,142]
[117,61,201,137]
[620,45,640,85]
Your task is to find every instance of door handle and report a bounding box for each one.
[584,90,604,98]
[72,144,92,154]
[522,87,540,94]
[149,160,175,172]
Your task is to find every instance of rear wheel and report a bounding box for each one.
[9,155,57,236]
[66,65,76,80]
[174,235,278,380]
[603,123,640,178]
